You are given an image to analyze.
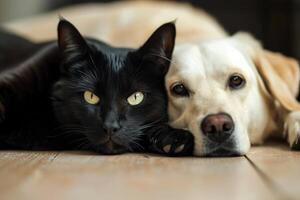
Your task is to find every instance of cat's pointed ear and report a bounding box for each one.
[138,22,176,74]
[57,19,88,61]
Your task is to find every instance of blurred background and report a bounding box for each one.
[0,0,299,60]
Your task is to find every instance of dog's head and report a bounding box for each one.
[166,33,300,156]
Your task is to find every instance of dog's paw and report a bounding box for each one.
[284,111,300,150]
[149,126,194,156]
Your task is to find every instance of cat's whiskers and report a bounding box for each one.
[48,129,82,138]
[140,118,166,129]
[122,116,168,151]
[50,124,93,138]
[77,139,92,150]
[54,124,91,132]
[126,117,165,129]
[129,140,144,151]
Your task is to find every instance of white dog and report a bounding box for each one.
[166,33,300,156]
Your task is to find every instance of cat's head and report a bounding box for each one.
[52,19,176,154]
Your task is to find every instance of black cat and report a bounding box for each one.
[0,20,194,155]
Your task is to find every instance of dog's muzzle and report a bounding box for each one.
[200,113,238,156]
[201,113,234,142]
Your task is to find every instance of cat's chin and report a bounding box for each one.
[95,140,129,155]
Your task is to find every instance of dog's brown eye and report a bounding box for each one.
[171,83,189,97]
[228,74,245,89]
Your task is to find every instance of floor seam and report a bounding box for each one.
[244,155,294,200]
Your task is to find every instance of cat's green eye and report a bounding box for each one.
[84,91,100,105]
[127,92,144,106]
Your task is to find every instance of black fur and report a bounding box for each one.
[0,20,194,155]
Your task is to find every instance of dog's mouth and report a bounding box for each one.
[205,148,242,157]
[202,134,243,157]
[197,113,246,157]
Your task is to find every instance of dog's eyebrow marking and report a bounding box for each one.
[224,67,247,76]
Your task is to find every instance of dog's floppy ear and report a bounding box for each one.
[234,32,300,111]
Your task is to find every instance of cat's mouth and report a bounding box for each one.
[103,140,120,152]
[97,140,128,155]
[94,135,128,154]
[102,134,123,146]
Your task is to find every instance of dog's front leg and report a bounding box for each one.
[284,111,300,150]
[146,124,194,156]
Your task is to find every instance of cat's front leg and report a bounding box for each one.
[147,124,194,156]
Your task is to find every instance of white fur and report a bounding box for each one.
[284,111,300,147]
[167,37,278,156]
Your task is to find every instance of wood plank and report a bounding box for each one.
[0,151,274,200]
[247,142,300,200]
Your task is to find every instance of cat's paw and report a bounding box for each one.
[149,126,194,156]
[284,111,300,150]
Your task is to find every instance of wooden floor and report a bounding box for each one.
[0,142,299,200]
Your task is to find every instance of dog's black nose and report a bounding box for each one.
[201,113,234,143]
